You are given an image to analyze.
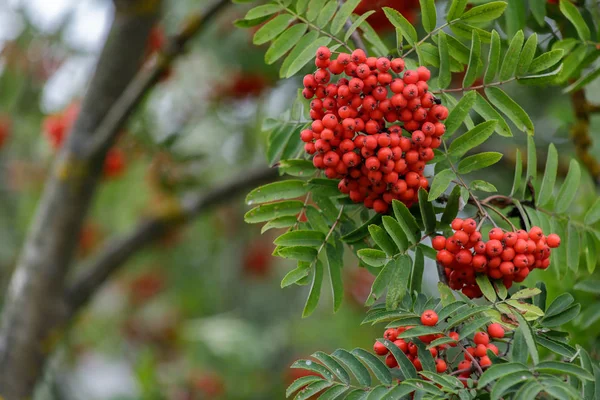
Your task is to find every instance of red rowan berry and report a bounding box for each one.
[547,234,561,248]
[420,310,438,326]
[487,323,505,339]
[373,341,388,355]
[473,331,490,345]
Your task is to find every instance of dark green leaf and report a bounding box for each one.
[391,200,420,243]
[291,359,334,381]
[574,280,600,295]
[326,242,344,312]
[459,316,492,340]
[447,0,468,21]
[541,304,580,327]
[537,336,577,358]
[279,246,318,261]
[457,152,503,174]
[306,0,327,21]
[555,159,581,213]
[245,4,283,20]
[485,87,534,135]
[316,1,338,27]
[318,385,348,400]
[286,36,332,78]
[253,14,294,45]
[441,186,461,225]
[584,197,600,225]
[418,188,436,234]
[341,213,382,243]
[515,312,538,364]
[303,259,324,317]
[278,159,316,177]
[382,216,408,252]
[296,380,333,400]
[510,149,522,197]
[545,292,574,319]
[460,1,507,23]
[265,24,309,64]
[559,0,590,41]
[311,351,350,384]
[536,361,594,381]
[428,169,456,201]
[517,33,538,76]
[245,200,305,223]
[437,31,451,89]
[351,348,393,386]
[386,255,412,309]
[419,0,436,33]
[490,371,534,400]
[383,7,417,44]
[499,30,524,80]
[366,260,394,306]
[280,31,320,77]
[275,230,325,247]
[306,206,330,234]
[564,66,600,93]
[357,248,389,267]
[567,223,580,272]
[463,31,481,88]
[281,262,311,288]
[445,91,477,137]
[478,362,528,388]
[528,49,564,73]
[484,30,501,84]
[410,247,424,293]
[369,225,397,256]
[447,305,488,328]
[330,0,361,34]
[448,120,497,157]
[475,275,496,302]
[343,11,375,42]
[379,339,417,379]
[332,349,371,387]
[530,0,546,26]
[262,216,300,233]
[536,144,558,207]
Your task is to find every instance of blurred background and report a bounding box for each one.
[0,0,598,398]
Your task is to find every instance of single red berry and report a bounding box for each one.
[487,323,505,338]
[421,310,438,326]
[373,341,389,355]
[547,233,561,248]
[473,331,490,345]
[435,358,447,373]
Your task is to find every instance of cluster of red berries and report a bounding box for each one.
[433,220,561,298]
[42,103,126,178]
[301,47,448,213]
[373,310,507,385]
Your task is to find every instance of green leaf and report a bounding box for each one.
[341,213,382,244]
[499,30,524,80]
[476,275,496,302]
[473,93,512,137]
[354,18,389,56]
[391,200,420,243]
[316,1,337,27]
[478,363,528,388]
[557,45,588,83]
[517,33,538,76]
[386,255,412,310]
[245,4,283,20]
[265,24,308,64]
[485,87,534,135]
[567,223,580,272]
[507,300,544,319]
[438,282,457,306]
[383,7,417,44]
[295,0,310,14]
[253,14,294,45]
[536,144,558,207]
[536,361,594,381]
[484,30,501,84]
[278,159,316,177]
[418,188,436,234]
[559,0,590,41]
[311,351,350,384]
[262,216,299,233]
[306,0,327,21]
[247,180,307,204]
[574,280,600,295]
[449,120,497,157]
[281,262,311,287]
[351,348,393,386]
[515,312,538,364]
[460,1,507,23]
[278,246,318,261]
[451,22,492,43]
[528,49,564,73]
[447,0,468,21]
[511,288,541,300]
[537,335,577,358]
[379,339,417,379]
[458,152,503,174]
[318,385,348,400]
[530,0,546,26]
[419,0,436,33]
[296,380,333,400]
[343,11,375,42]
[519,64,564,85]
[545,293,574,318]
[459,316,492,340]
[288,36,332,78]
[245,200,304,223]
[325,242,344,312]
[332,349,371,387]
[524,136,537,195]
[428,169,456,201]
[366,260,394,306]
[584,232,599,274]
[445,91,477,137]
[491,371,534,400]
[584,198,600,225]
[286,376,324,398]
[306,206,329,234]
[555,159,581,213]
[280,31,319,78]
[303,259,324,317]
[441,186,461,225]
[511,328,528,364]
[541,304,581,327]
[291,359,334,381]
[470,180,497,192]
[369,225,397,257]
[382,216,408,252]
[463,31,481,88]
[330,0,360,34]
[437,31,451,89]
[447,305,488,328]
[275,230,325,247]
[564,66,600,93]
[357,249,389,268]
[410,247,424,293]
[504,0,525,37]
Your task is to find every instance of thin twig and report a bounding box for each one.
[402,22,451,58]
[432,78,517,94]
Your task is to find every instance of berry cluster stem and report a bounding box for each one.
[402,21,452,58]
[432,77,517,95]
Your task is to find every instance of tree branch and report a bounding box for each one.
[65,167,278,315]
[0,2,160,398]
[85,0,230,157]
